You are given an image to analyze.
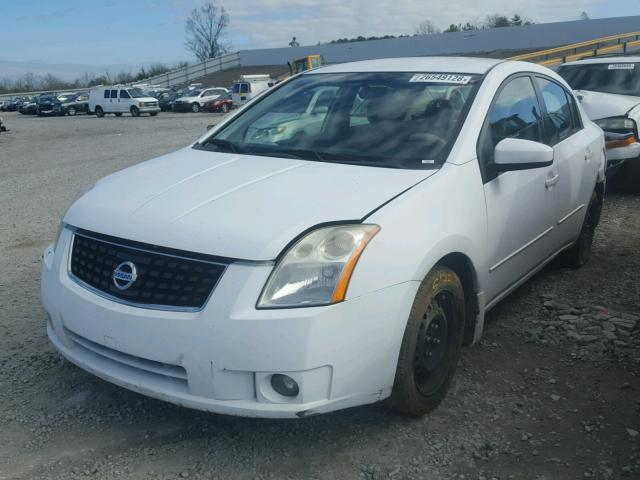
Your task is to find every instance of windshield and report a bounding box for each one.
[558,63,640,97]
[187,89,202,97]
[198,72,481,169]
[129,88,147,98]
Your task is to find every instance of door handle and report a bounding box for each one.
[545,172,560,189]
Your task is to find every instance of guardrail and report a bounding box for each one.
[510,31,640,66]
[143,52,242,88]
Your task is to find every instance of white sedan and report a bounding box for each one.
[42,57,605,418]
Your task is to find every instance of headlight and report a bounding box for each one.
[258,224,380,308]
[595,117,637,134]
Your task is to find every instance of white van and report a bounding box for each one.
[88,86,160,117]
[231,75,273,106]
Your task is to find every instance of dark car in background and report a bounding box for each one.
[19,98,40,115]
[53,93,89,116]
[158,91,181,111]
[203,92,233,113]
[35,95,60,116]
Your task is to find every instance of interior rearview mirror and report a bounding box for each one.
[493,138,554,172]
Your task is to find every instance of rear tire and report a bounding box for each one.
[191,102,200,113]
[387,266,465,417]
[130,106,140,117]
[95,106,104,118]
[68,107,76,116]
[560,190,601,268]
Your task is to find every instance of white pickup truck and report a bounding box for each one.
[558,57,640,191]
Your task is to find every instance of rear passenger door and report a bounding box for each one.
[478,75,558,302]
[534,76,595,246]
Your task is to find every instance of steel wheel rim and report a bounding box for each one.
[413,291,454,397]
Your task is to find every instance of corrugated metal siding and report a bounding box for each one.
[238,15,640,66]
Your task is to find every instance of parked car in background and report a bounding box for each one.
[19,97,43,115]
[43,57,605,419]
[231,75,273,106]
[88,87,160,117]
[36,95,61,116]
[158,91,181,111]
[173,87,229,112]
[53,93,89,116]
[558,56,640,190]
[2,99,18,112]
[203,92,233,113]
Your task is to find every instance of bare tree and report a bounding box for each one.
[185,2,230,62]
[415,20,440,36]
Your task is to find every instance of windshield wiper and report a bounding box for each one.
[245,146,325,162]
[199,138,243,154]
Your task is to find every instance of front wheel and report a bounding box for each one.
[560,190,601,268]
[130,106,140,117]
[68,107,76,116]
[387,266,465,417]
[191,102,200,113]
[95,106,104,117]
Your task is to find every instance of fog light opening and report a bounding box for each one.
[270,374,299,397]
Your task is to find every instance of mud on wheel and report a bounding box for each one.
[387,266,465,417]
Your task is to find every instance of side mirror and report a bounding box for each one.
[494,138,553,171]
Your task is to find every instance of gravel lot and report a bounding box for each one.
[0,111,638,480]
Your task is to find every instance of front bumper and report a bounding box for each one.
[42,229,417,418]
[138,105,160,114]
[606,142,640,162]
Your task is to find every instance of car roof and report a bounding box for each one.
[307,56,503,75]
[561,56,640,66]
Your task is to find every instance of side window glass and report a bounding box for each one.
[480,76,543,169]
[110,90,118,99]
[119,90,131,99]
[241,83,250,94]
[536,77,574,145]
[103,90,110,99]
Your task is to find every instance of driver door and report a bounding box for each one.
[479,75,558,303]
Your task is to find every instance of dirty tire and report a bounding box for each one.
[95,106,104,118]
[191,102,200,113]
[387,266,465,417]
[130,106,140,117]
[560,190,601,268]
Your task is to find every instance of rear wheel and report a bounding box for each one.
[387,266,465,417]
[95,106,104,117]
[130,106,140,117]
[560,190,601,268]
[191,102,200,113]
[68,107,76,116]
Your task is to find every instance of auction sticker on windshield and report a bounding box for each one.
[608,64,635,70]
[409,73,472,84]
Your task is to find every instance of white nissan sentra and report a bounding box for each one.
[42,57,605,418]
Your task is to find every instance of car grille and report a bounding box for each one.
[69,230,228,310]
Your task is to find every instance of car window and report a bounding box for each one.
[103,90,110,99]
[110,90,118,99]
[119,90,131,99]
[557,63,640,96]
[536,77,575,145]
[478,76,544,172]
[201,72,483,169]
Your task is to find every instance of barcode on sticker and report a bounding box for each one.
[409,73,472,84]
[608,64,635,70]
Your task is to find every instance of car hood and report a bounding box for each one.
[65,147,436,260]
[576,89,640,120]
[136,96,158,102]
